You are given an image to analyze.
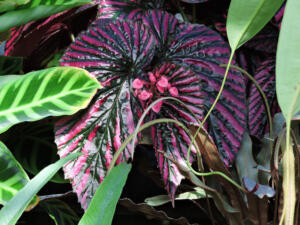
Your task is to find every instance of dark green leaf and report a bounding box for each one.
[40,199,79,225]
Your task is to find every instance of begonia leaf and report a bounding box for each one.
[165,22,246,165]
[148,63,203,201]
[55,19,156,209]
[248,59,277,138]
[98,0,162,20]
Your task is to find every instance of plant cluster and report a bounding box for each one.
[0,0,299,225]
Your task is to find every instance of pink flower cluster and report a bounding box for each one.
[132,72,178,113]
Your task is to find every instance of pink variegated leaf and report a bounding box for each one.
[55,19,156,210]
[145,63,203,202]
[165,22,246,165]
[98,0,163,20]
[248,59,278,138]
[271,3,285,29]
[180,0,208,3]
[4,5,98,71]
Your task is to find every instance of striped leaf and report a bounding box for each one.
[248,59,277,138]
[150,63,204,201]
[0,66,101,133]
[0,141,30,205]
[4,5,98,71]
[0,0,91,32]
[98,0,163,20]
[40,199,80,225]
[164,21,246,165]
[55,19,156,209]
[180,0,208,3]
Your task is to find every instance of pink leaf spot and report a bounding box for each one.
[152,100,163,113]
[132,78,144,89]
[138,90,152,101]
[169,87,178,97]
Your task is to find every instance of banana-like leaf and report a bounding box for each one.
[78,162,131,225]
[227,0,284,50]
[0,153,80,225]
[0,0,91,32]
[40,199,80,225]
[0,0,29,13]
[0,66,101,133]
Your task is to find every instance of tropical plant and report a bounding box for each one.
[0,0,300,225]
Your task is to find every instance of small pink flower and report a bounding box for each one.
[148,72,156,84]
[156,85,165,93]
[152,101,163,113]
[169,87,178,97]
[138,90,152,101]
[132,78,143,89]
[157,76,169,88]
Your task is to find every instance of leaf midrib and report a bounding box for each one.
[0,85,95,117]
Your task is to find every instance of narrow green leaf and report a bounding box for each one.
[78,163,132,225]
[0,0,29,13]
[0,0,91,32]
[0,153,80,225]
[0,141,29,205]
[145,187,209,207]
[276,0,300,121]
[40,199,80,225]
[0,66,101,133]
[227,0,284,50]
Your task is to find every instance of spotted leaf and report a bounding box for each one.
[55,19,156,209]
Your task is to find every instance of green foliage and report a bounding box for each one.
[0,0,29,13]
[0,66,101,133]
[78,163,132,225]
[227,0,284,50]
[0,0,91,32]
[40,199,80,225]
[0,153,80,225]
[0,141,29,205]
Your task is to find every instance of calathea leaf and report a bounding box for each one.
[0,141,38,206]
[55,19,156,209]
[0,66,100,133]
[163,21,246,165]
[248,58,277,138]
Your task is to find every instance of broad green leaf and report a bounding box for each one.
[276,0,300,121]
[0,0,29,13]
[0,153,80,225]
[0,141,29,205]
[0,0,91,32]
[0,56,23,76]
[145,187,209,207]
[78,163,131,225]
[0,66,101,133]
[276,2,300,223]
[227,0,284,50]
[40,199,80,225]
